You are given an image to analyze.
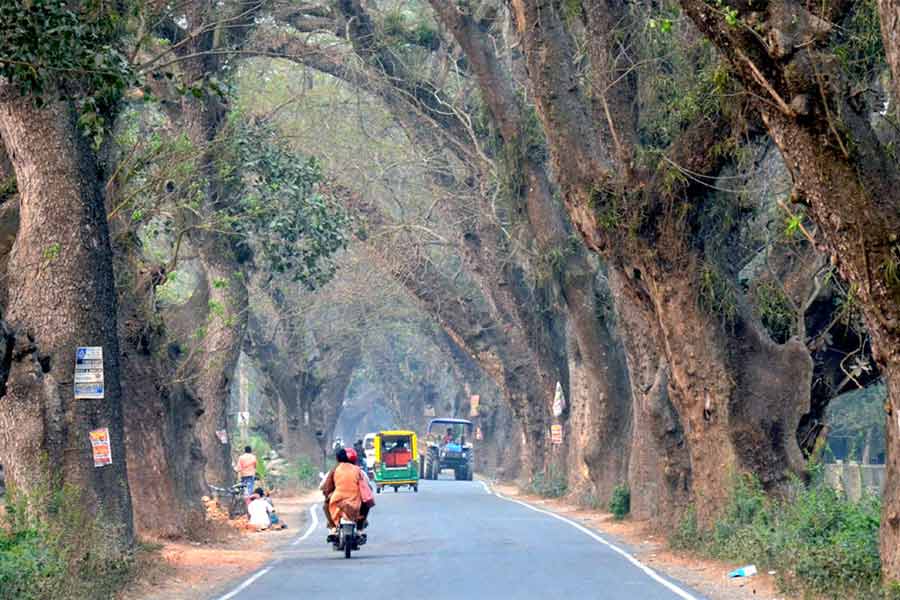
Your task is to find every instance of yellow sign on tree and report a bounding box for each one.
[469,394,480,416]
[551,424,563,445]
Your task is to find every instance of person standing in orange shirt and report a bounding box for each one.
[235,445,257,497]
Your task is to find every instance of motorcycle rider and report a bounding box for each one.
[320,447,374,542]
[353,439,367,471]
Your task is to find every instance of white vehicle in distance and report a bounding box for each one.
[363,433,377,477]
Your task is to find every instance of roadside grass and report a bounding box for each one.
[529,465,567,498]
[293,455,320,489]
[0,484,140,600]
[670,470,897,599]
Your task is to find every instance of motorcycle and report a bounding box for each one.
[328,517,366,558]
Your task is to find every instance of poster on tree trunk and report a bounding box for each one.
[89,428,112,467]
[74,346,104,399]
[550,424,563,445]
[469,395,480,416]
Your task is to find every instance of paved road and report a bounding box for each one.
[215,478,705,600]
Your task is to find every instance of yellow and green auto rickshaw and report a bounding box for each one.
[373,430,419,493]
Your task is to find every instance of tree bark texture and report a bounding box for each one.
[429,0,634,498]
[116,271,207,535]
[608,267,690,522]
[673,0,900,575]
[0,91,133,547]
[510,0,815,525]
[175,42,241,488]
[879,0,900,111]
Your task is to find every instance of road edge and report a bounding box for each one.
[213,504,320,600]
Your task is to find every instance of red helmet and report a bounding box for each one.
[345,448,358,464]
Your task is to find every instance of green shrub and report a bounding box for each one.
[529,466,567,498]
[609,484,631,520]
[670,506,701,550]
[671,473,886,598]
[0,484,135,600]
[575,491,604,510]
[293,455,319,489]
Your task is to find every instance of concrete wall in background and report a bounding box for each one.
[824,462,885,501]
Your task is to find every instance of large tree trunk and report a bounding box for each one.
[0,92,133,548]
[169,0,262,488]
[608,267,690,522]
[115,258,207,535]
[880,0,900,108]
[670,0,900,573]
[509,0,815,525]
[193,241,247,486]
[883,366,900,577]
[643,258,812,522]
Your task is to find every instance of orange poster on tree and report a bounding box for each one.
[89,428,112,467]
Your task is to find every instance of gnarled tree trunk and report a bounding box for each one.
[0,92,133,548]
[672,0,900,575]
[510,0,814,525]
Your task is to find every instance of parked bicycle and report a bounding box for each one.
[209,483,248,518]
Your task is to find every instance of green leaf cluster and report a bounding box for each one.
[0,0,135,145]
[752,281,795,343]
[216,117,351,288]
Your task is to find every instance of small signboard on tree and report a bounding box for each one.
[551,424,563,445]
[89,428,112,467]
[552,382,566,418]
[469,394,480,416]
[74,346,104,399]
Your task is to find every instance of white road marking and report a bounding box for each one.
[291,505,320,546]
[215,504,320,599]
[214,566,274,600]
[482,480,701,600]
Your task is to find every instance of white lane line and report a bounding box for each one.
[215,504,320,600]
[291,505,320,546]
[483,481,700,600]
[215,566,274,600]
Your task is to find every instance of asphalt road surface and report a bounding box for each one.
[214,477,705,600]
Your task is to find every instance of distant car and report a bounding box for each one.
[363,433,377,477]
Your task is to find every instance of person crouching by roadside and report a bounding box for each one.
[248,487,273,531]
[264,490,287,530]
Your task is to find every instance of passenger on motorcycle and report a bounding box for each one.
[320,447,374,540]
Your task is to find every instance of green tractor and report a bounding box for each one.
[420,418,474,481]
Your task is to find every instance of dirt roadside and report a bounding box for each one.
[121,490,320,600]
[490,482,796,600]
